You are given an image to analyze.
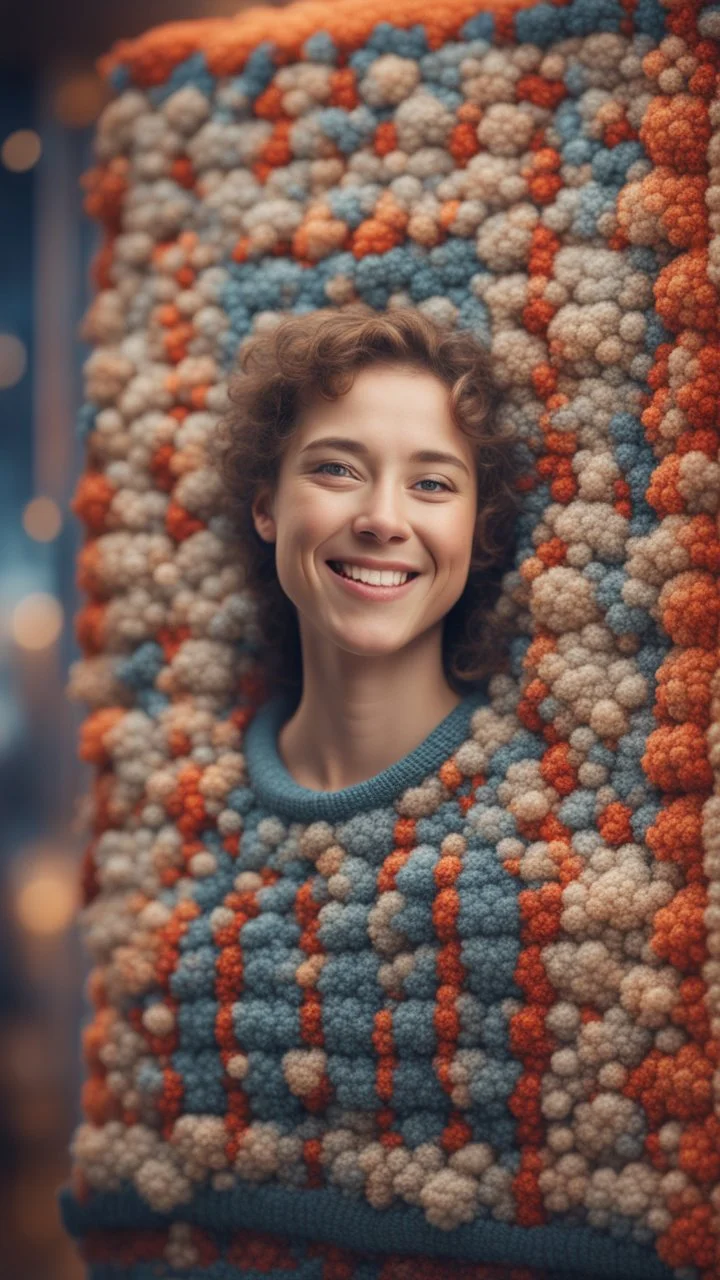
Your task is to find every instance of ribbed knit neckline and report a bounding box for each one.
[242,682,490,822]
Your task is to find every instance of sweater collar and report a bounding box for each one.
[242,683,490,823]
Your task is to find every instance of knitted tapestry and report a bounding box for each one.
[59,1,720,1278]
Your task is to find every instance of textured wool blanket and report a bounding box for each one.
[58,2,720,1278]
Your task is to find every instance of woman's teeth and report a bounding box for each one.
[329,561,415,587]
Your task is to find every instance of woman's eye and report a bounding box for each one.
[314,463,451,492]
[315,462,352,478]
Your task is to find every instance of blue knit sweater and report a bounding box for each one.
[58,684,679,1280]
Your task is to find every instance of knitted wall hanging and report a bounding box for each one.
[58,1,720,1278]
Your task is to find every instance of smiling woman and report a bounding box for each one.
[57,0,720,1272]
[209,305,525,711]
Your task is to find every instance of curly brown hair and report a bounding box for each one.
[209,304,525,699]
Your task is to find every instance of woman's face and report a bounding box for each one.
[251,361,478,668]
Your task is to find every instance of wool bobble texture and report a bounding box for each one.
[58,1,720,1278]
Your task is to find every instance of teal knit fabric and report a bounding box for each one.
[243,685,492,821]
[58,682,679,1280]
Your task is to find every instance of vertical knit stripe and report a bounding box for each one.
[217,867,278,1161]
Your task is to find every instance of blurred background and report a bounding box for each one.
[0,3,291,1276]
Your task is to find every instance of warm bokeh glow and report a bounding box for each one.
[22,496,63,542]
[54,72,109,128]
[16,862,76,936]
[0,332,27,388]
[1,129,42,172]
[12,592,64,650]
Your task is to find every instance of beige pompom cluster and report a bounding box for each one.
[60,2,720,1278]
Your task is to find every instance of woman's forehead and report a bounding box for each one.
[296,364,455,429]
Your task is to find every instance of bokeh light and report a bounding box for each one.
[54,72,109,128]
[15,856,76,936]
[0,333,27,388]
[22,496,63,542]
[1,129,42,172]
[12,592,64,650]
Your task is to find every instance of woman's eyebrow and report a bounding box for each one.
[299,436,470,477]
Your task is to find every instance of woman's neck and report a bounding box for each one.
[276,678,463,792]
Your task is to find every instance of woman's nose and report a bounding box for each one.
[352,486,412,538]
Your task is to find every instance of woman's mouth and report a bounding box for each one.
[325,561,420,601]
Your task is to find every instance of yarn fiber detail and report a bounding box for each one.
[59,1,720,1278]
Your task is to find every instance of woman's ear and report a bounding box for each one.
[251,486,277,544]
